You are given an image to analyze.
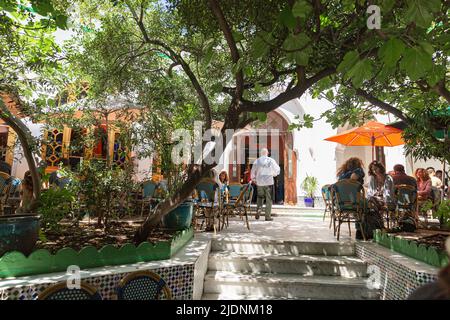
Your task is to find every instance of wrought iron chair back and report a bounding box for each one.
[117,270,172,300]
[395,184,418,213]
[138,180,158,216]
[330,179,366,240]
[143,180,157,198]
[321,184,332,222]
[228,183,242,199]
[195,180,222,231]
[38,281,102,300]
[0,172,12,214]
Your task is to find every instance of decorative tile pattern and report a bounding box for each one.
[0,264,195,300]
[356,243,438,300]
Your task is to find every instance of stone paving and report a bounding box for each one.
[198,214,355,243]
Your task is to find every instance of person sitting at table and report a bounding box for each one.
[217,170,229,201]
[337,157,365,185]
[367,161,395,208]
[16,171,34,214]
[415,168,432,201]
[390,164,417,188]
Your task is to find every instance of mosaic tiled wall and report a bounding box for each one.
[0,264,195,300]
[356,243,438,300]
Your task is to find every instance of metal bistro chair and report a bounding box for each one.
[321,184,333,223]
[0,172,12,215]
[38,281,102,300]
[223,183,253,230]
[395,184,418,225]
[117,270,172,300]
[220,183,241,229]
[330,179,366,241]
[194,180,222,232]
[4,177,21,215]
[138,180,158,217]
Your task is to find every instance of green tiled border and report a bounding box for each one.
[0,227,194,278]
[373,229,449,268]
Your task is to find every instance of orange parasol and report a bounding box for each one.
[324,121,404,160]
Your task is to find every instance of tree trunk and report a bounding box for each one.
[133,163,214,244]
[0,95,41,208]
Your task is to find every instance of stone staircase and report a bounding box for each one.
[202,239,380,300]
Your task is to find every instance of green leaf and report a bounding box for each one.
[376,64,395,82]
[0,0,17,12]
[256,112,267,122]
[211,83,223,93]
[381,0,396,11]
[378,38,405,67]
[254,83,263,93]
[292,0,313,19]
[418,41,434,56]
[231,58,243,75]
[400,47,433,81]
[251,35,270,59]
[55,15,68,30]
[203,39,215,66]
[345,59,374,88]
[337,50,359,73]
[282,33,311,51]
[232,31,244,43]
[293,49,311,66]
[425,64,445,86]
[278,6,296,29]
[31,0,54,16]
[404,0,441,29]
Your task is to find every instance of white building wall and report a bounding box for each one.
[11,119,44,179]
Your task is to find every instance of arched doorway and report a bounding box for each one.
[227,111,297,204]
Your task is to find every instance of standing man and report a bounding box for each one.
[251,148,280,221]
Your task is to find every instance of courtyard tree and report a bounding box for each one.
[296,0,449,162]
[0,0,68,208]
[68,0,443,243]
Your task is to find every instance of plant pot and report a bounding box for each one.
[304,197,315,208]
[162,201,193,231]
[0,214,40,257]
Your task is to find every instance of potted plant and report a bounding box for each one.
[301,175,319,208]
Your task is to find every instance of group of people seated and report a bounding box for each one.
[334,157,448,239]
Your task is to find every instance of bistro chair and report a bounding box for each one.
[321,184,333,223]
[117,270,172,300]
[38,281,102,300]
[0,172,12,215]
[223,183,253,230]
[395,184,418,225]
[330,179,366,241]
[3,177,21,215]
[138,180,157,216]
[194,179,222,232]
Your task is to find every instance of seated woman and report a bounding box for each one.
[367,161,395,209]
[366,161,395,232]
[217,170,229,203]
[416,168,432,201]
[16,171,33,214]
[337,157,365,185]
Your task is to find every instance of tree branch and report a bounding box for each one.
[354,88,410,123]
[125,1,213,129]
[433,80,450,104]
[0,91,41,206]
[208,0,244,99]
[241,67,336,113]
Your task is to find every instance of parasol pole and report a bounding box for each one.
[371,135,375,161]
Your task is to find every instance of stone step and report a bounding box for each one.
[211,239,355,256]
[202,293,300,300]
[203,271,379,300]
[208,251,367,278]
